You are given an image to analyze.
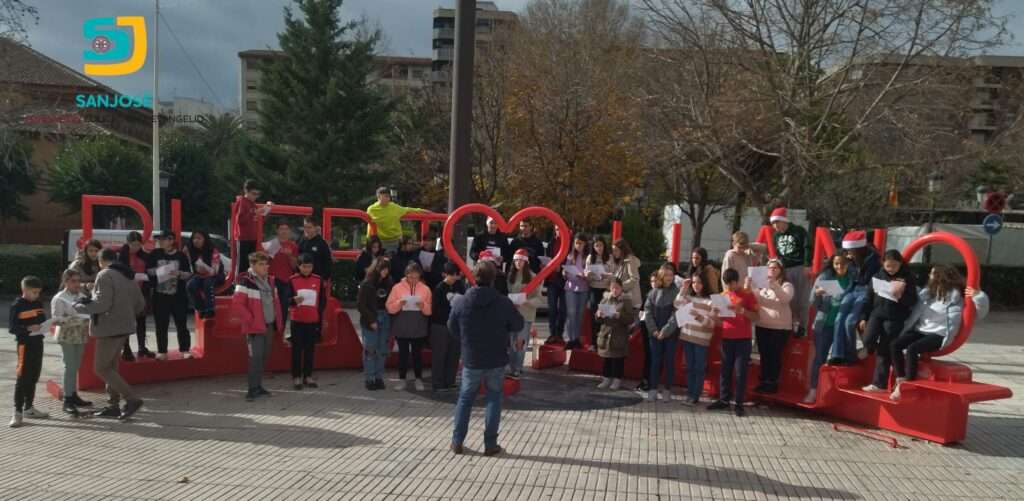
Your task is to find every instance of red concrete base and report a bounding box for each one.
[533,344,567,369]
[479,376,521,396]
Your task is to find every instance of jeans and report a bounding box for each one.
[602,357,625,378]
[361,312,391,382]
[546,282,566,338]
[755,326,790,390]
[832,286,867,361]
[187,275,223,315]
[810,315,834,389]
[564,290,589,343]
[891,330,943,380]
[866,316,905,388]
[648,335,678,390]
[154,293,190,354]
[683,342,708,401]
[452,367,504,449]
[246,327,273,391]
[289,322,318,379]
[60,342,86,398]
[397,337,426,380]
[93,335,137,406]
[508,321,532,373]
[430,324,460,389]
[720,338,752,405]
[14,336,43,412]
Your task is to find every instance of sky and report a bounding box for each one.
[18,0,1024,113]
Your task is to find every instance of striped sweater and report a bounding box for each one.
[675,294,716,347]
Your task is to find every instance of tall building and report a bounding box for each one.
[158,96,228,128]
[431,1,517,83]
[238,50,431,129]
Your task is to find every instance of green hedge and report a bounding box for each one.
[0,245,64,297]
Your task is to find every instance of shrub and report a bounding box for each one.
[0,245,63,297]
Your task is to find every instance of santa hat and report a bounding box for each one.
[486,217,496,225]
[769,207,789,223]
[513,248,530,261]
[842,230,867,249]
[478,249,498,262]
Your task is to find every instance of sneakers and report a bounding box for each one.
[155,353,168,361]
[680,398,696,407]
[483,445,504,457]
[71,394,93,407]
[122,348,136,362]
[734,405,746,417]
[890,378,906,401]
[707,400,730,411]
[120,399,143,420]
[414,379,425,392]
[802,388,817,404]
[62,400,79,416]
[609,378,621,390]
[636,380,650,392]
[138,348,156,359]
[451,443,464,455]
[658,390,670,401]
[645,390,657,402]
[9,412,23,428]
[245,391,257,402]
[862,384,885,392]
[93,406,122,418]
[22,407,49,419]
[257,387,271,397]
[365,380,375,391]
[372,379,385,390]
[304,379,319,389]
[182,351,194,360]
[597,377,611,390]
[394,379,407,391]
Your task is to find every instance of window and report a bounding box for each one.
[411,68,425,79]
[246,100,259,111]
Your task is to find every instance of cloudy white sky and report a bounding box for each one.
[20,0,1023,112]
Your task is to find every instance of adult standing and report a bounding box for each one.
[73,248,146,420]
[543,226,568,344]
[366,187,426,254]
[769,207,810,336]
[449,261,524,456]
[509,220,546,273]
[470,217,512,268]
[298,217,333,283]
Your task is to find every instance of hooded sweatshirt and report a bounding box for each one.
[448,285,524,370]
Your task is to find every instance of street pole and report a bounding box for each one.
[924,195,934,265]
[152,0,161,231]
[448,0,476,253]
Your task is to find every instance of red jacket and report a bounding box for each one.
[288,273,325,324]
[231,272,283,335]
[269,240,299,280]
[233,196,259,241]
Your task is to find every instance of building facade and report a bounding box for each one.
[431,1,517,84]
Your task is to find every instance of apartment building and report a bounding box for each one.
[431,1,517,83]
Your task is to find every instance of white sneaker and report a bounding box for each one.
[645,390,657,401]
[680,398,696,407]
[414,379,425,392]
[890,379,905,401]
[394,379,407,391]
[609,379,621,390]
[597,378,611,389]
[802,388,817,404]
[9,412,23,428]
[156,353,168,361]
[22,407,49,419]
[862,384,884,392]
[182,351,193,360]
[659,390,670,401]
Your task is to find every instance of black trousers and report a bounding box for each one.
[14,336,43,412]
[430,324,460,389]
[891,330,943,380]
[602,357,625,379]
[126,284,150,353]
[276,278,293,328]
[397,337,426,380]
[755,326,791,389]
[154,293,190,353]
[290,322,319,378]
[866,315,905,388]
[639,321,651,383]
[237,240,257,278]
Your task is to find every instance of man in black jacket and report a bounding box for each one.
[469,217,511,269]
[298,217,333,282]
[448,261,524,457]
[509,220,546,273]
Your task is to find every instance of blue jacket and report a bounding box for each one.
[448,285,524,370]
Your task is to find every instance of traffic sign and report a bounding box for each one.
[983,213,1003,235]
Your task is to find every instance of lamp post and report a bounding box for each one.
[924,171,943,264]
[447,0,477,256]
[158,170,170,231]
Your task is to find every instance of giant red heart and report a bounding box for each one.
[442,203,571,294]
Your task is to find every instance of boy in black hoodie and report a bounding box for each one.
[431,262,466,392]
[9,276,50,427]
[148,231,193,360]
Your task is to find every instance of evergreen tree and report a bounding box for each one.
[0,130,35,223]
[257,0,395,209]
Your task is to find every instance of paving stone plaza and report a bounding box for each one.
[0,310,1021,500]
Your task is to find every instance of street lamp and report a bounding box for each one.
[159,170,170,231]
[924,170,944,264]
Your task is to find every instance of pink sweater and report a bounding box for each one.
[385,278,433,316]
[755,281,794,330]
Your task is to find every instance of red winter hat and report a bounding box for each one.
[842,230,867,249]
[513,248,530,261]
[478,249,497,262]
[769,207,788,223]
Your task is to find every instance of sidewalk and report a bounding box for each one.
[0,308,1021,500]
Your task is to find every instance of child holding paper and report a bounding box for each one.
[185,230,224,319]
[595,278,635,390]
[643,266,680,402]
[805,254,856,404]
[9,276,49,427]
[148,231,193,360]
[858,250,918,393]
[288,253,326,390]
[507,249,541,378]
[386,261,433,391]
[753,259,794,395]
[674,272,717,405]
[118,231,154,359]
[707,269,759,416]
[586,236,612,351]
[431,262,466,391]
[51,269,93,415]
[563,234,591,351]
[357,257,394,390]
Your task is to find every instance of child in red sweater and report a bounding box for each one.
[288,253,326,390]
[708,268,759,416]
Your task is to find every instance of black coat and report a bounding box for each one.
[510,235,546,272]
[298,235,333,281]
[470,231,511,265]
[861,267,918,322]
[448,285,524,370]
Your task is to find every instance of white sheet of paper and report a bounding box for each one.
[486,246,503,259]
[675,303,696,326]
[588,264,607,277]
[35,318,54,335]
[872,277,898,302]
[194,258,214,274]
[673,275,685,289]
[538,256,552,266]
[710,293,735,318]
[402,295,421,311]
[638,310,647,322]
[418,250,435,269]
[134,273,149,282]
[816,279,844,297]
[748,266,770,289]
[57,296,91,319]
[261,238,281,258]
[156,262,178,283]
[563,264,582,277]
[509,292,527,306]
[598,303,617,317]
[297,289,317,306]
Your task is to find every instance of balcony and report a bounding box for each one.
[433,48,454,61]
[433,27,454,40]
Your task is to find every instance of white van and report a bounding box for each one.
[62,229,232,271]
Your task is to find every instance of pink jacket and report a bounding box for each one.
[755,280,794,330]
[386,278,433,316]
